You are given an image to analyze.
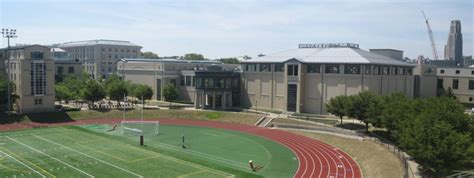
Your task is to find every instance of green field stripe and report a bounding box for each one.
[6,136,95,177]
[60,128,235,178]
[32,134,145,178]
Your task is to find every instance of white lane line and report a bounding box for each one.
[6,136,94,178]
[0,151,46,178]
[32,134,143,178]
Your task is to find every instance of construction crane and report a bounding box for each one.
[422,10,440,60]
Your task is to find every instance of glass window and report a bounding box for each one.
[453,79,459,89]
[192,76,195,87]
[382,66,389,75]
[437,79,444,89]
[196,78,203,88]
[57,66,64,74]
[232,78,239,88]
[108,48,112,52]
[364,65,372,75]
[373,66,381,75]
[344,65,360,74]
[440,70,445,74]
[226,78,231,88]
[469,80,474,90]
[392,67,398,75]
[185,76,192,86]
[31,52,44,59]
[407,68,413,75]
[68,66,74,73]
[274,64,284,72]
[30,63,46,95]
[180,76,185,86]
[205,78,214,88]
[245,64,256,72]
[216,78,224,88]
[456,70,460,74]
[259,64,271,72]
[325,64,340,74]
[287,64,298,76]
[307,64,321,73]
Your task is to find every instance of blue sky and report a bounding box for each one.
[0,0,472,59]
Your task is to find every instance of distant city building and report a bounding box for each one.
[241,43,415,114]
[444,20,463,66]
[117,58,240,109]
[51,48,84,80]
[0,45,55,113]
[58,39,142,79]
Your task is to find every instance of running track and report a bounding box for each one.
[0,118,362,178]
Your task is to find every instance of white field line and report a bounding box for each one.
[32,134,144,178]
[0,151,46,178]
[6,136,94,178]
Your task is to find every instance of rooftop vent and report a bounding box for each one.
[298,43,359,49]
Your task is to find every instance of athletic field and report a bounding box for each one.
[0,123,297,177]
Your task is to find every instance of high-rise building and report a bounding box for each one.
[58,40,142,79]
[444,20,463,65]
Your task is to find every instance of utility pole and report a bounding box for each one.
[1,29,17,115]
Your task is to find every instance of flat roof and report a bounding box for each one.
[59,39,141,48]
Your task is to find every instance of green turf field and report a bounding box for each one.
[0,124,297,178]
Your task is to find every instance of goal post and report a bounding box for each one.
[121,121,159,136]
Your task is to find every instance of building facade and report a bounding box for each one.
[117,58,239,108]
[241,43,415,114]
[444,20,463,66]
[52,48,84,81]
[59,40,141,79]
[437,67,474,104]
[1,45,55,113]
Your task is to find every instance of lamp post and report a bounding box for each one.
[2,29,17,115]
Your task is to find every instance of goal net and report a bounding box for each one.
[121,121,159,136]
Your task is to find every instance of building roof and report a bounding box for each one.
[0,44,49,51]
[59,39,141,48]
[243,43,413,66]
[120,58,222,64]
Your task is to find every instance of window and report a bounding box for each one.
[456,70,460,74]
[34,99,42,105]
[101,48,105,51]
[108,54,112,59]
[205,78,214,88]
[453,79,459,89]
[192,76,195,87]
[440,70,445,74]
[114,48,118,52]
[472,70,474,75]
[259,64,271,72]
[325,64,340,74]
[57,66,64,74]
[31,52,44,59]
[68,66,74,73]
[364,65,372,75]
[232,78,239,88]
[392,67,398,75]
[126,49,130,52]
[274,64,284,72]
[180,76,185,86]
[407,68,413,75]
[216,78,224,88]
[287,64,298,76]
[307,64,321,73]
[399,68,405,75]
[470,97,473,102]
[382,66,389,75]
[114,55,118,59]
[245,64,257,72]
[344,65,360,74]
[108,66,112,72]
[469,80,474,90]
[226,78,231,88]
[30,62,46,95]
[185,76,192,86]
[108,48,112,52]
[437,79,444,89]
[373,66,381,75]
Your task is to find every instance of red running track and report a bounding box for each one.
[0,118,362,178]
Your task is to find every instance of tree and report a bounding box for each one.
[128,84,153,104]
[80,79,106,109]
[140,51,159,59]
[55,84,73,104]
[346,91,382,132]
[60,73,89,100]
[380,93,414,137]
[242,55,252,60]
[163,83,179,107]
[104,74,128,107]
[218,57,240,64]
[326,95,349,125]
[441,87,457,99]
[183,53,205,60]
[0,77,11,111]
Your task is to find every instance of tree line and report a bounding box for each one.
[326,91,474,176]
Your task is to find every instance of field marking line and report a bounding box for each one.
[32,134,144,178]
[0,151,45,177]
[75,144,129,162]
[0,152,34,174]
[128,156,160,163]
[6,136,95,178]
[62,128,234,178]
[0,147,56,178]
[177,170,207,178]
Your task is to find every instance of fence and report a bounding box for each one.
[365,134,416,178]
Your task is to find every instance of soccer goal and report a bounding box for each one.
[121,121,159,136]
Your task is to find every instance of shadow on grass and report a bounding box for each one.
[26,111,75,123]
[370,130,396,143]
[335,123,366,131]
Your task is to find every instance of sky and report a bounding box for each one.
[0,0,472,59]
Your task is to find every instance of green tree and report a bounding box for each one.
[346,91,382,132]
[380,93,414,137]
[80,79,106,109]
[441,87,457,99]
[0,77,12,111]
[60,73,89,100]
[183,53,205,60]
[218,57,240,64]
[128,84,153,104]
[163,83,179,107]
[55,84,73,104]
[326,95,349,125]
[140,51,159,59]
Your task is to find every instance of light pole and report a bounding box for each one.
[2,29,17,115]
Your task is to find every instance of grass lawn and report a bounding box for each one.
[1,109,261,126]
[0,124,297,177]
[288,130,404,178]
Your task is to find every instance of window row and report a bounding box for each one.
[180,75,196,87]
[244,63,413,76]
[101,47,138,53]
[440,69,474,75]
[195,77,239,89]
[57,66,75,74]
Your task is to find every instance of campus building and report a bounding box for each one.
[240,43,415,114]
[0,45,55,113]
[52,48,84,80]
[436,67,474,104]
[59,40,141,79]
[117,58,240,109]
